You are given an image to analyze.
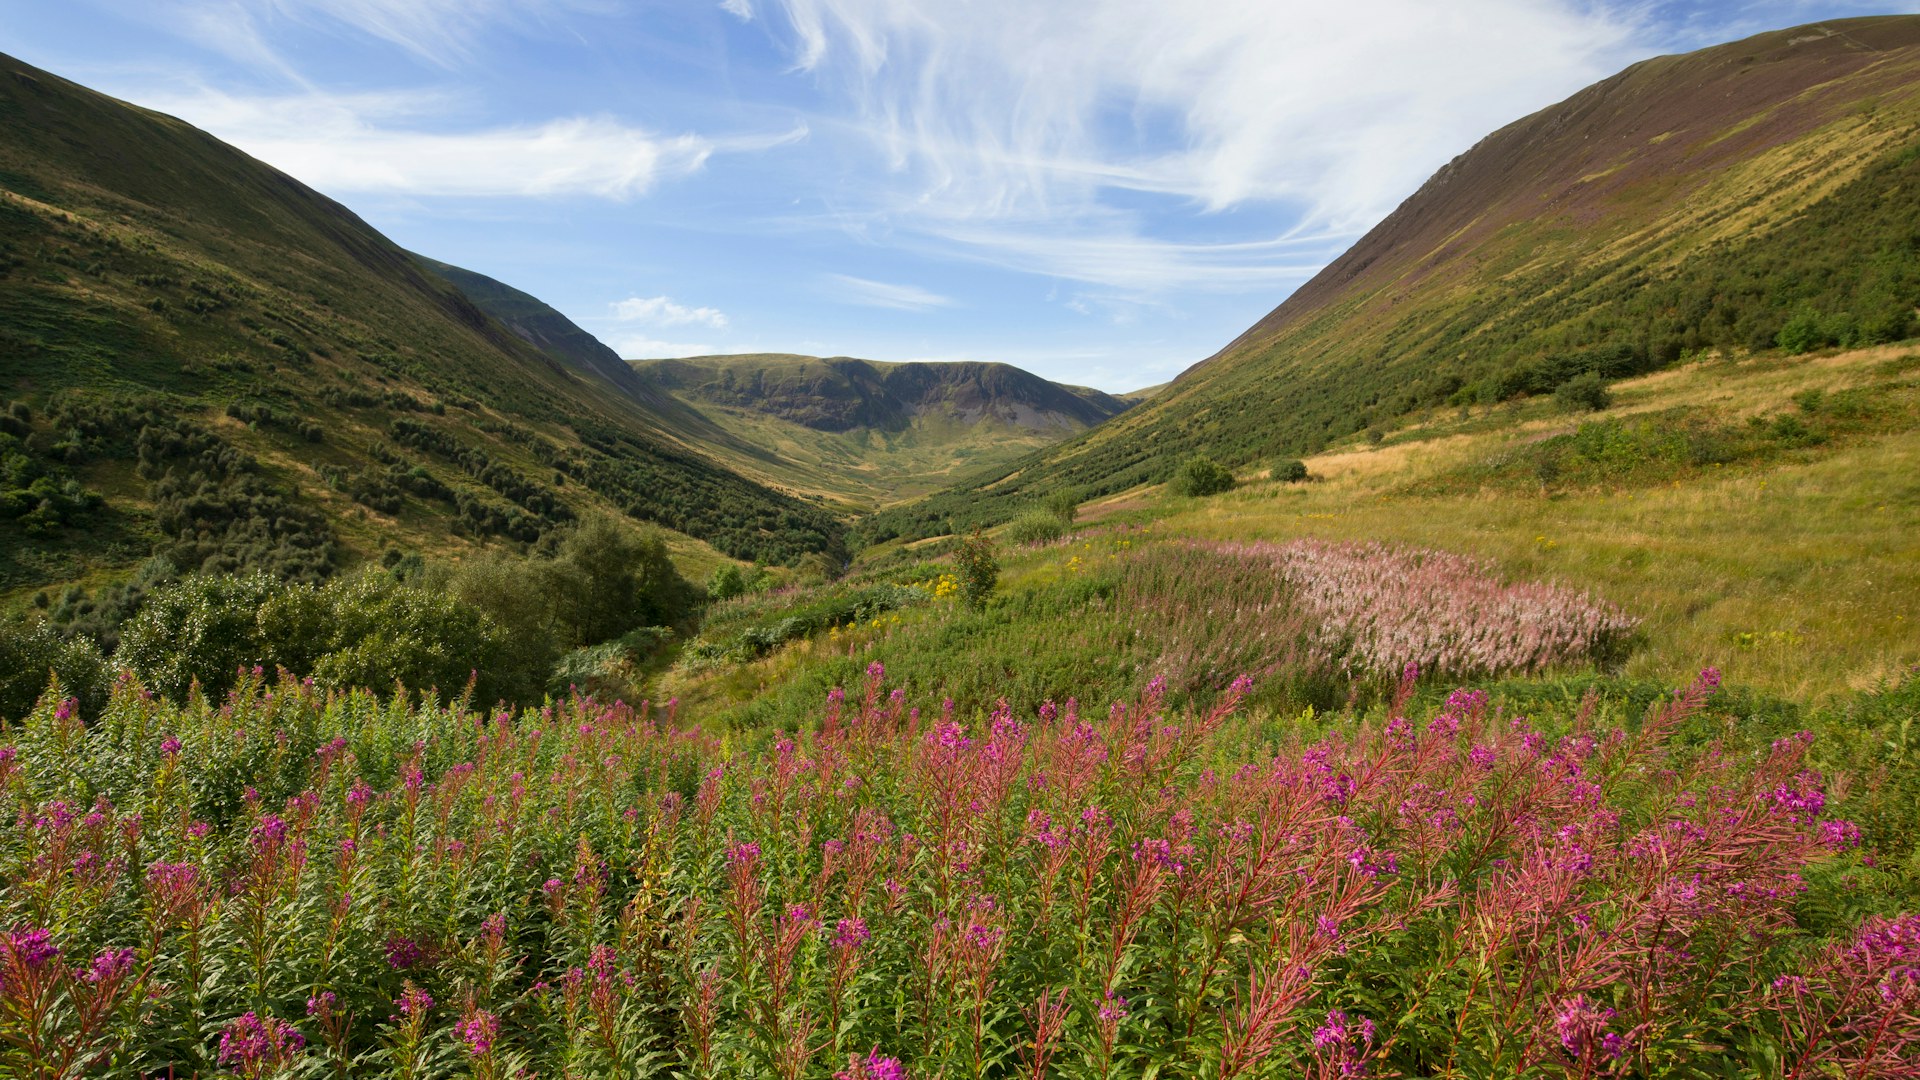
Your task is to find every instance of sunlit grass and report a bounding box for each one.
[1158,348,1920,701]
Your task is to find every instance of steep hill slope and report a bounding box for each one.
[0,52,843,596]
[630,354,1132,506]
[869,15,1920,540]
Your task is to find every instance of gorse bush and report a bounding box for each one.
[0,666,1910,1077]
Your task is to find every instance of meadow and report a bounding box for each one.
[1,661,1914,1078]
[3,345,1918,1078]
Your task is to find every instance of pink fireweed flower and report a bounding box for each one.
[396,984,434,1018]
[6,927,59,969]
[383,935,428,970]
[1553,994,1624,1061]
[458,1007,500,1056]
[84,946,135,984]
[1346,846,1397,879]
[1819,819,1863,850]
[218,1012,305,1078]
[1312,1009,1376,1078]
[833,917,870,951]
[1098,990,1129,1022]
[159,736,182,756]
[725,840,761,869]
[836,1047,906,1080]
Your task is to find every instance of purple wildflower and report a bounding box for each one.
[217,1012,305,1078]
[6,927,59,970]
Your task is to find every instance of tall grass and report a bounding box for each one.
[1208,540,1638,680]
[0,666,1909,1077]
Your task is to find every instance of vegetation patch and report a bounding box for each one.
[0,666,1910,1076]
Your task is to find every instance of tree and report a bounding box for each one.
[1274,459,1309,483]
[954,528,998,611]
[546,514,694,646]
[1554,372,1613,412]
[1173,456,1234,497]
[708,563,747,602]
[1044,490,1079,525]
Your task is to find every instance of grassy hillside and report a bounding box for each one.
[0,52,843,605]
[631,354,1132,507]
[868,15,1920,542]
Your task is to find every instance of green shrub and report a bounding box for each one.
[954,529,999,611]
[1274,459,1309,483]
[542,514,696,646]
[708,563,747,602]
[1554,371,1614,412]
[117,573,284,701]
[0,618,108,723]
[1172,456,1235,497]
[1005,510,1066,546]
[118,571,518,704]
[1044,490,1079,524]
[1778,309,1827,355]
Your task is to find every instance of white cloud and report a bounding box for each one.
[720,0,755,20]
[612,296,730,329]
[134,86,801,199]
[825,274,954,311]
[756,0,1654,287]
[244,0,612,68]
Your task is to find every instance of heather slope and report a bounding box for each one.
[631,354,1133,506]
[870,15,1920,541]
[0,52,844,596]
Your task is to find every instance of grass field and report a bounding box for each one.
[1153,345,1920,702]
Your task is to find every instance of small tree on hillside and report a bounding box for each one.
[1173,456,1235,497]
[954,528,998,611]
[1044,490,1079,525]
[1554,372,1613,412]
[1274,459,1309,483]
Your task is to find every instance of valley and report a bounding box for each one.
[1,12,1918,1080]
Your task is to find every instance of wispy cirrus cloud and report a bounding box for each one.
[132,86,802,199]
[178,0,615,68]
[744,0,1656,290]
[825,274,954,311]
[612,295,730,329]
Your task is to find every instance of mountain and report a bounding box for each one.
[867,15,1920,541]
[0,51,844,597]
[628,354,1132,507]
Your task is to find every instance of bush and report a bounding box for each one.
[1554,371,1614,412]
[117,573,284,701]
[708,563,747,602]
[1005,510,1066,546]
[1044,490,1079,524]
[0,618,108,723]
[1172,455,1235,497]
[543,514,696,646]
[117,571,516,704]
[954,528,998,610]
[1274,459,1309,483]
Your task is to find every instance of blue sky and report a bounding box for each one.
[2,1,1914,391]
